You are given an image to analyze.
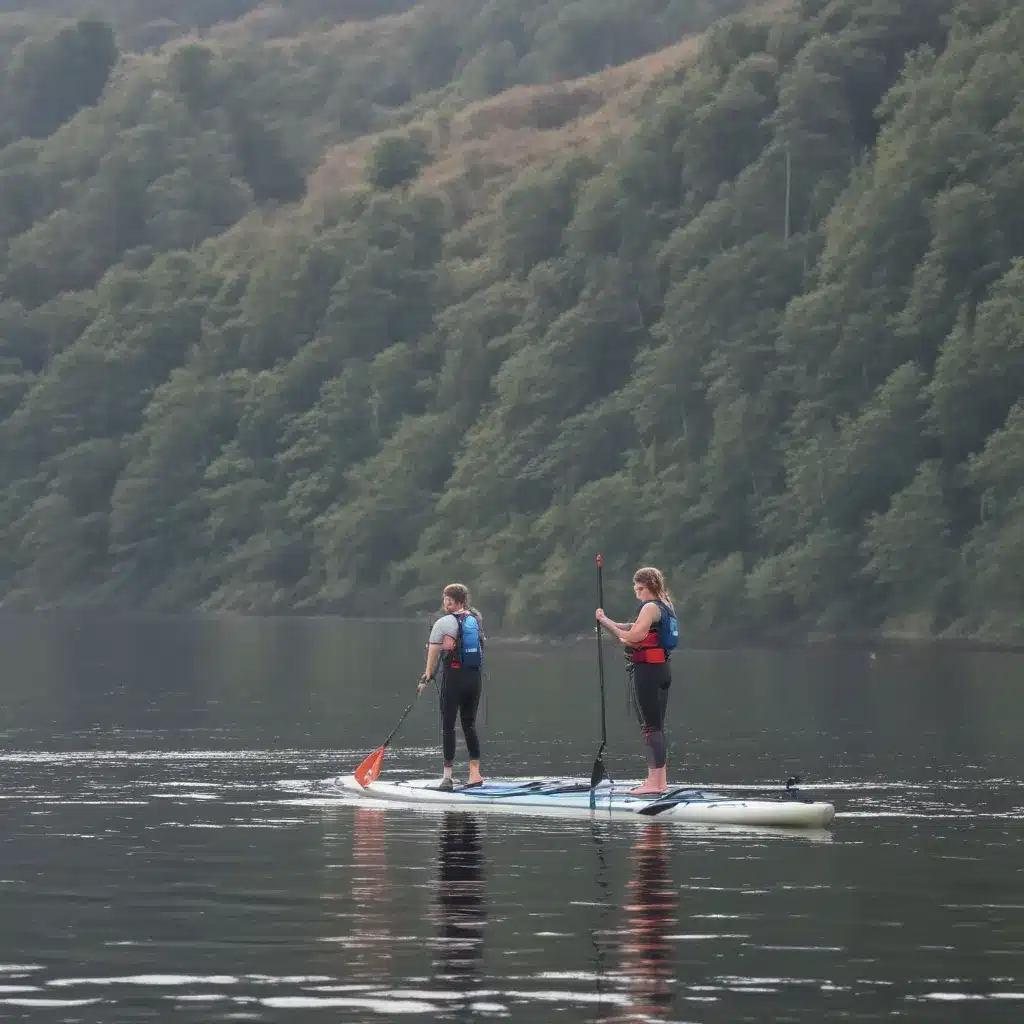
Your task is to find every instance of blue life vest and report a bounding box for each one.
[450,611,482,669]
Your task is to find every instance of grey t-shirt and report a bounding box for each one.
[428,613,460,645]
[428,610,485,645]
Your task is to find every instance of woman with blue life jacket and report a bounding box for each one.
[418,583,485,791]
[596,567,678,796]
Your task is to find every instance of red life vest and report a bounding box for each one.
[627,627,667,664]
[626,602,670,664]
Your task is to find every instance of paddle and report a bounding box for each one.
[353,691,421,787]
[590,553,609,794]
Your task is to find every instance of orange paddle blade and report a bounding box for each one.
[354,747,385,787]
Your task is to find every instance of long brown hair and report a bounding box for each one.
[633,567,674,612]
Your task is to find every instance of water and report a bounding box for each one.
[1,612,1022,1021]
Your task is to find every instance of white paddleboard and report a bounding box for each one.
[330,775,836,829]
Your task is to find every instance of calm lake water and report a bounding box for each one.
[1,612,1022,1022]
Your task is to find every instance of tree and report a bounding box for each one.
[861,461,951,622]
[227,103,306,203]
[168,44,220,117]
[6,19,118,139]
[365,132,431,192]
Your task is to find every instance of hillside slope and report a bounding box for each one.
[2,0,1024,645]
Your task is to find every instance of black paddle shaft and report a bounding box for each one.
[596,555,607,748]
[382,697,418,749]
[590,554,609,790]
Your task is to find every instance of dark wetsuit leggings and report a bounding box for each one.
[631,661,671,769]
[440,666,482,765]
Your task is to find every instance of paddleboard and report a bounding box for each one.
[330,775,836,828]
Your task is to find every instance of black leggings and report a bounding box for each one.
[440,666,482,765]
[630,661,671,769]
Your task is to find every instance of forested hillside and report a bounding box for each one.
[1,0,1023,643]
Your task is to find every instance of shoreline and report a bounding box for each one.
[2,605,1022,653]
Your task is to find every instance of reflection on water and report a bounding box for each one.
[589,823,614,1008]
[350,807,393,983]
[619,824,676,1020]
[433,812,486,993]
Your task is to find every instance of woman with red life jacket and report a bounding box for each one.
[595,567,678,796]
[418,583,485,791]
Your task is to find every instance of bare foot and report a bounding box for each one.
[630,784,666,797]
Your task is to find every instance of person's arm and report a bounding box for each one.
[599,619,634,632]
[421,645,441,687]
[419,621,456,691]
[596,603,659,646]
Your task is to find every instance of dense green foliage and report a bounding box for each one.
[0,0,744,306]
[2,0,1024,643]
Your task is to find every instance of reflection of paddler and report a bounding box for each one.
[433,811,485,986]
[620,823,676,1019]
[349,807,392,982]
